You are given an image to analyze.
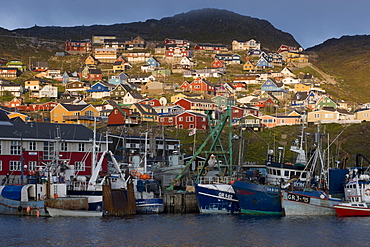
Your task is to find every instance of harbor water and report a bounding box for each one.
[2,214,370,246]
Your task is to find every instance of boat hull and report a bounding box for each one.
[46,207,103,217]
[195,183,240,214]
[335,204,370,217]
[0,185,48,216]
[232,180,282,215]
[0,195,48,216]
[136,198,164,214]
[282,191,341,216]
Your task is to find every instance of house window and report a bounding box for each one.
[28,161,36,171]
[10,161,21,171]
[85,111,94,117]
[61,142,67,151]
[179,117,183,121]
[43,142,54,160]
[79,143,85,152]
[169,117,173,123]
[29,141,36,151]
[364,113,369,118]
[202,117,206,122]
[179,125,183,129]
[10,141,22,155]
[189,124,194,129]
[325,114,334,118]
[75,161,85,171]
[314,113,320,118]
[186,116,194,122]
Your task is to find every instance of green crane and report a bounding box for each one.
[166,106,233,190]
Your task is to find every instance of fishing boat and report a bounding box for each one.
[335,164,370,217]
[281,127,344,216]
[46,207,103,217]
[232,178,282,215]
[0,184,48,216]
[334,195,370,217]
[192,107,241,213]
[45,197,103,217]
[232,123,310,215]
[127,131,165,214]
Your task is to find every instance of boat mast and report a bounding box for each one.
[91,117,97,177]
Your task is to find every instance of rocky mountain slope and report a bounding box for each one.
[10,8,299,51]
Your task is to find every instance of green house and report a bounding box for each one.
[6,60,27,72]
[315,95,337,110]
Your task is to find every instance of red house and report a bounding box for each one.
[231,105,260,119]
[87,69,103,81]
[211,58,225,68]
[65,40,92,54]
[180,77,215,95]
[164,38,189,47]
[175,111,208,130]
[165,46,189,58]
[194,44,228,52]
[174,98,217,113]
[229,81,246,91]
[250,98,275,108]
[138,98,162,107]
[158,114,177,126]
[3,97,23,108]
[107,107,141,126]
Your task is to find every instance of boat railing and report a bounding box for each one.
[198,176,236,184]
[68,181,88,191]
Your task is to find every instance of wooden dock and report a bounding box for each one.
[163,187,199,213]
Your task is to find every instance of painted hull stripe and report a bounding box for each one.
[198,192,238,202]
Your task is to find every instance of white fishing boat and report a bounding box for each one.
[46,207,103,217]
[281,126,343,216]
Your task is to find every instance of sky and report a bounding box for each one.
[1,0,370,49]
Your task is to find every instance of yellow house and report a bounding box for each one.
[7,112,29,122]
[294,83,311,92]
[170,93,204,103]
[50,103,99,125]
[307,108,339,124]
[84,55,98,67]
[355,108,370,122]
[243,60,255,72]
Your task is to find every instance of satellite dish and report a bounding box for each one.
[159,97,167,106]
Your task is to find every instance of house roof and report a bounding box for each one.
[133,103,157,116]
[291,92,309,101]
[60,103,91,111]
[0,114,103,141]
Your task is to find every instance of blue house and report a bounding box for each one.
[117,73,130,82]
[146,57,161,67]
[86,81,115,99]
[62,71,80,84]
[247,49,262,56]
[255,56,273,69]
[261,78,286,93]
[109,76,123,85]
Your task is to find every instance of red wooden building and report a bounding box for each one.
[65,40,92,54]
[180,77,215,95]
[175,111,208,130]
[107,107,141,126]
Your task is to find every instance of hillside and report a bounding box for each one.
[10,8,299,51]
[307,35,370,103]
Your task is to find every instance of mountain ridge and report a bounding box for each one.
[9,8,300,51]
